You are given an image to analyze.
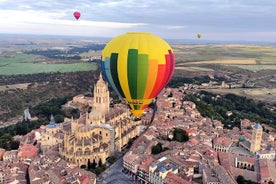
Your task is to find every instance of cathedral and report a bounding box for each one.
[59,74,141,168]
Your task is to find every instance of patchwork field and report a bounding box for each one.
[173,45,276,71]
[205,88,276,103]
[179,59,256,65]
[0,53,97,75]
[172,44,276,102]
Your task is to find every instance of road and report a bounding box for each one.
[97,156,135,184]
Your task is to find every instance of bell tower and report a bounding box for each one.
[93,73,110,115]
[250,123,263,153]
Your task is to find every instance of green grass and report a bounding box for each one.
[0,54,39,64]
[173,45,276,63]
[0,53,98,75]
[0,62,98,75]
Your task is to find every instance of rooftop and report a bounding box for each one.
[254,123,262,130]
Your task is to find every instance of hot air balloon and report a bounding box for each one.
[73,11,81,20]
[197,33,202,39]
[101,32,175,118]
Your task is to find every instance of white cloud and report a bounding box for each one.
[1,0,276,41]
[166,26,186,30]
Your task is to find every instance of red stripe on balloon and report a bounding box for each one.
[142,104,148,110]
[149,64,166,98]
[150,50,175,98]
[167,50,175,82]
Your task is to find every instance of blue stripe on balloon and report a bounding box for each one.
[103,57,121,96]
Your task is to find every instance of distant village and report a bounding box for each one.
[0,74,275,184]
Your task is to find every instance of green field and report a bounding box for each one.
[173,45,276,64]
[0,54,39,64]
[1,44,276,75]
[0,54,98,75]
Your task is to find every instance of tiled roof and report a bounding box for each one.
[165,172,190,184]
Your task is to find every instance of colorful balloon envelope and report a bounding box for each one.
[101,32,175,117]
[197,33,202,38]
[73,11,81,20]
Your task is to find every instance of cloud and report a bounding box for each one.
[1,0,276,41]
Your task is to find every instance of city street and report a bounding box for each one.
[97,156,134,184]
[229,143,252,157]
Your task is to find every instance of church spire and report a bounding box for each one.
[91,73,110,116]
[99,73,103,80]
[49,114,55,125]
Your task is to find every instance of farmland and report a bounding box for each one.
[172,44,276,103]
[0,35,275,122]
[0,35,100,76]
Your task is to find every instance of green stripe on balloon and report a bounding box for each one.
[110,53,125,98]
[127,49,138,99]
[137,54,148,99]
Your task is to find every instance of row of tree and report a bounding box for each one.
[24,44,105,59]
[184,91,276,130]
[236,175,274,184]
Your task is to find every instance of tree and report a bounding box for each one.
[11,140,20,150]
[173,128,189,142]
[107,156,117,165]
[98,158,102,167]
[0,134,12,150]
[151,142,162,154]
[87,159,91,169]
[237,175,245,184]
[90,159,96,169]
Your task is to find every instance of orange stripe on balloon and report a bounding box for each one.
[143,59,158,99]
[149,64,166,98]
[155,62,169,97]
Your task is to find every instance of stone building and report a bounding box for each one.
[213,136,233,152]
[59,74,140,168]
[40,114,63,152]
[250,123,263,154]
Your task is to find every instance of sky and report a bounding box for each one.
[1,0,276,42]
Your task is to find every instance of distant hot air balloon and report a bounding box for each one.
[197,33,202,39]
[73,11,81,20]
[101,32,175,118]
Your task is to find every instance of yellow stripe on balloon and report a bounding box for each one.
[117,36,131,100]
[143,59,158,99]
[147,35,171,65]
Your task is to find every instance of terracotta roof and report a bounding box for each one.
[165,172,190,184]
[18,144,38,159]
[213,136,232,147]
[139,156,156,171]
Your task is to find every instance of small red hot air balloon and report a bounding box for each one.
[73,11,81,20]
